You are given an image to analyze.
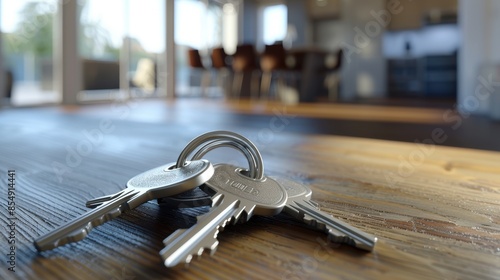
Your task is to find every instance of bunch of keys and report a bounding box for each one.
[34,131,377,268]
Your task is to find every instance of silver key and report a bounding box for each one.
[153,134,264,209]
[159,163,288,267]
[34,160,214,251]
[275,177,377,251]
[158,176,377,251]
[88,135,261,209]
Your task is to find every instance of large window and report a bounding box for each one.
[175,0,222,96]
[261,4,287,46]
[222,2,237,55]
[2,1,235,105]
[127,0,166,97]
[77,0,166,102]
[1,0,58,106]
[78,0,124,60]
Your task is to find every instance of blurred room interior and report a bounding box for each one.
[1,0,499,151]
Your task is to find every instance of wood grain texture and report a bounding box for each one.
[0,103,499,280]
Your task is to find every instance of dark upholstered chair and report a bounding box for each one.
[231,44,258,99]
[259,43,286,100]
[211,47,232,98]
[187,48,211,97]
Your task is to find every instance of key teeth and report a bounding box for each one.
[69,207,123,238]
[291,201,376,251]
[162,215,234,268]
[163,238,219,268]
[175,240,221,268]
[37,206,124,251]
[303,213,371,248]
[303,213,356,245]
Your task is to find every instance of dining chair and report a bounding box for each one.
[188,48,211,97]
[231,44,258,99]
[211,47,231,98]
[323,49,343,101]
[259,43,287,100]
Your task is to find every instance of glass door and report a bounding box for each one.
[77,0,125,102]
[259,2,287,47]
[1,0,58,106]
[174,0,223,97]
[77,0,166,102]
[127,0,166,98]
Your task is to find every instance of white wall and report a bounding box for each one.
[314,19,344,50]
[459,0,500,115]
[340,0,387,100]
[0,2,3,101]
[286,0,311,47]
[242,0,257,45]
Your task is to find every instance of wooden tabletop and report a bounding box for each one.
[1,103,499,280]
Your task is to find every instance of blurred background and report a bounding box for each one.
[0,0,499,149]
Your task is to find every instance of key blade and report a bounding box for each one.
[163,228,187,247]
[162,228,220,267]
[53,207,124,249]
[34,189,139,251]
[292,201,377,251]
[302,213,351,244]
[85,193,122,208]
[163,194,223,247]
[160,194,240,267]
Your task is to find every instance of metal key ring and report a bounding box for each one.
[190,139,262,181]
[176,131,264,180]
[176,131,263,179]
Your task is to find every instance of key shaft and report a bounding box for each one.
[159,164,288,267]
[35,189,141,251]
[34,160,213,251]
[291,200,377,251]
[275,176,377,251]
[160,192,239,267]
